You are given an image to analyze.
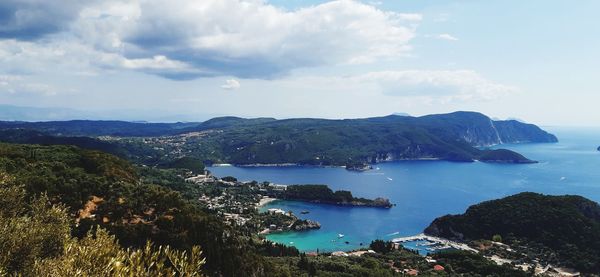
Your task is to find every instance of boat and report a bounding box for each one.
[301,210,310,214]
[338,234,345,238]
[426,245,451,252]
[387,177,393,181]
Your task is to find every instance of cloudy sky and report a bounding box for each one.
[0,0,598,125]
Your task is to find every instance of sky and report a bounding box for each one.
[0,0,598,125]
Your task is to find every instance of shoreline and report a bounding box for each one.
[209,158,446,170]
[256,197,277,208]
[391,233,478,253]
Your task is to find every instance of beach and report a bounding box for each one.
[257,197,277,208]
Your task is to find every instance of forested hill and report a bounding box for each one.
[425,192,600,273]
[0,143,272,276]
[169,112,555,165]
[0,112,556,143]
[0,120,198,137]
[0,112,556,165]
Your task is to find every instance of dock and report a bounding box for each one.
[392,233,479,253]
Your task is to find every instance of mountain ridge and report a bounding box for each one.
[0,111,557,166]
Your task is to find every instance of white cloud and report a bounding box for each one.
[0,74,58,96]
[355,70,515,100]
[221,79,241,90]
[398,13,423,21]
[0,0,421,79]
[278,70,516,102]
[437,33,459,41]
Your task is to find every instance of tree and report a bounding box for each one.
[370,239,393,254]
[221,176,238,182]
[308,262,317,276]
[297,253,308,270]
[34,229,206,276]
[492,234,502,243]
[0,176,206,276]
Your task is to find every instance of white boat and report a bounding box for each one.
[338,234,345,238]
[387,177,393,181]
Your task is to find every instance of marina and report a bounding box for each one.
[392,234,478,254]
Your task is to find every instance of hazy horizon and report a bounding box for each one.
[0,103,593,129]
[1,0,599,126]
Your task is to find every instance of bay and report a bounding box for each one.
[208,127,600,252]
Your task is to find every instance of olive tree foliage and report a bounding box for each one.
[0,173,71,275]
[34,229,206,277]
[0,172,206,276]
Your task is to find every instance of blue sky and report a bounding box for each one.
[0,0,598,125]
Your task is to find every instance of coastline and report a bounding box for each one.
[392,233,478,253]
[210,158,446,170]
[210,156,538,169]
[257,197,277,208]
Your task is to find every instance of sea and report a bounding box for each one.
[208,127,600,253]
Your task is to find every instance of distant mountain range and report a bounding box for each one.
[0,104,216,122]
[0,111,557,166]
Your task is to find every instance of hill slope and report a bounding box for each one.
[425,192,600,272]
[164,112,555,165]
[0,143,270,276]
[0,112,557,166]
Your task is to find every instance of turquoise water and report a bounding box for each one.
[209,127,600,252]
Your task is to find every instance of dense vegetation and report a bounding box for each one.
[0,120,197,137]
[0,143,278,276]
[0,129,128,157]
[478,149,535,163]
[160,156,205,173]
[425,192,600,272]
[0,112,557,166]
[264,248,530,277]
[277,185,392,208]
[0,174,206,276]
[2,142,584,276]
[430,251,530,276]
[158,112,554,165]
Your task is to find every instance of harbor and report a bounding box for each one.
[392,233,479,254]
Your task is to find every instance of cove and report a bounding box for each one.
[209,127,600,252]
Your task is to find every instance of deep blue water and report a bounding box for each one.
[208,127,600,252]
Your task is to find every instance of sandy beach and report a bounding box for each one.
[257,197,277,208]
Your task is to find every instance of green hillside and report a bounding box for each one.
[425,192,600,272]
[0,143,270,276]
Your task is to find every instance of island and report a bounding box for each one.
[424,192,600,274]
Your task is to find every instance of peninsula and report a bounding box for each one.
[272,184,393,208]
[424,192,600,274]
[0,111,557,167]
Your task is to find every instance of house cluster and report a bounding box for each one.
[185,172,215,183]
[266,208,286,215]
[198,193,226,210]
[259,183,287,192]
[223,212,250,226]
